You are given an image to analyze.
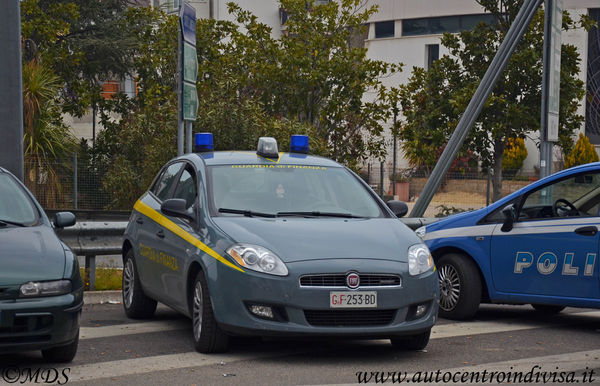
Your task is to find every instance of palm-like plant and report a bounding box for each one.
[22,59,76,208]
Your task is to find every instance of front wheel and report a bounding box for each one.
[437,253,482,320]
[390,330,431,351]
[191,271,229,353]
[122,250,157,319]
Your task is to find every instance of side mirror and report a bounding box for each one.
[501,204,516,232]
[53,212,76,228]
[387,200,409,218]
[161,198,195,222]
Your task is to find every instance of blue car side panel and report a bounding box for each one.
[425,162,600,309]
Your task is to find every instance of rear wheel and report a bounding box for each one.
[390,330,431,351]
[437,253,481,320]
[122,249,157,319]
[191,271,229,353]
[42,331,79,363]
[531,304,565,314]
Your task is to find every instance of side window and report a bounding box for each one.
[154,163,183,201]
[481,198,520,223]
[172,166,198,209]
[520,172,600,220]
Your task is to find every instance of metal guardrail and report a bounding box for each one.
[52,216,437,290]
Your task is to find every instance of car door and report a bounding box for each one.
[490,170,600,300]
[135,161,184,298]
[156,163,200,309]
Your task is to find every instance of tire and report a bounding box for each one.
[531,304,565,314]
[122,249,157,319]
[42,331,79,363]
[191,271,229,353]
[437,253,482,320]
[390,329,431,351]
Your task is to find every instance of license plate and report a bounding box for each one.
[330,291,377,308]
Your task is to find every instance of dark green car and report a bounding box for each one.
[0,168,83,363]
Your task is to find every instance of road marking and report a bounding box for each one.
[431,310,600,339]
[64,310,600,383]
[79,310,600,341]
[80,319,189,340]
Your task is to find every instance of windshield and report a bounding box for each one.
[0,174,38,225]
[208,164,383,218]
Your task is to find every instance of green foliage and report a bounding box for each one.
[434,205,473,218]
[502,137,528,175]
[564,133,599,168]
[398,0,587,201]
[195,0,400,169]
[21,0,139,117]
[22,59,77,207]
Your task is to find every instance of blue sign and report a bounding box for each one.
[181,3,196,46]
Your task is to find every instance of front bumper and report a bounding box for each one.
[0,288,83,353]
[209,258,439,338]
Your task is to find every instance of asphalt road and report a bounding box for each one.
[1,304,599,385]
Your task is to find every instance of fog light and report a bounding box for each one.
[415,304,428,318]
[249,305,274,319]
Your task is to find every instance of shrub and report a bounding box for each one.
[502,137,528,177]
[565,133,599,168]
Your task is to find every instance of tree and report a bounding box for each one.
[22,59,76,207]
[21,0,139,117]
[93,7,180,209]
[398,0,588,201]
[196,0,400,169]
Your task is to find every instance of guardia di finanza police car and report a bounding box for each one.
[122,134,439,353]
[419,162,600,320]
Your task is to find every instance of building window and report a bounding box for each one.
[586,8,600,144]
[403,14,496,37]
[375,21,395,39]
[426,44,439,69]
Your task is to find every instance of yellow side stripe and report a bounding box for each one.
[133,200,244,273]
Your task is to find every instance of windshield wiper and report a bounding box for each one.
[276,211,363,218]
[218,208,276,218]
[0,219,26,227]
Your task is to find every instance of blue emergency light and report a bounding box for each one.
[290,135,309,154]
[194,133,214,153]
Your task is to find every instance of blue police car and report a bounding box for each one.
[122,134,439,353]
[419,163,600,320]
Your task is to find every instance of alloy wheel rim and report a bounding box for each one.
[193,281,203,341]
[438,264,460,311]
[123,259,135,308]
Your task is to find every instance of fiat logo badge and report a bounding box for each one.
[346,272,360,289]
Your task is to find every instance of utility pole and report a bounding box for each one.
[0,1,24,181]
[540,0,562,178]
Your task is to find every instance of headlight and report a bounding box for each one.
[407,243,434,276]
[226,244,288,276]
[415,226,427,239]
[19,280,72,298]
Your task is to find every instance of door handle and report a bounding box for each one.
[136,217,144,225]
[156,229,165,238]
[575,226,598,236]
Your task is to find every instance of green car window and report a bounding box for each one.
[209,165,383,218]
[154,162,183,201]
[0,174,37,225]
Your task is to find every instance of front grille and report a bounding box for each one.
[300,274,401,287]
[0,315,53,335]
[304,309,396,327]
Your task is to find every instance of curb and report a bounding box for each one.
[84,290,122,305]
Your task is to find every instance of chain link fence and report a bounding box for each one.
[360,163,539,218]
[24,154,112,210]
